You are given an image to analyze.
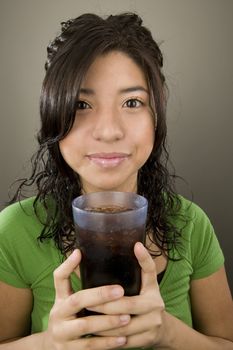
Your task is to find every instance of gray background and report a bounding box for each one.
[0,0,232,292]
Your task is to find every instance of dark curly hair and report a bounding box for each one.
[11,12,183,258]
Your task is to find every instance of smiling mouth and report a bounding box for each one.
[86,153,130,168]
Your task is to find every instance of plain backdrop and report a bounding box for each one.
[0,0,232,293]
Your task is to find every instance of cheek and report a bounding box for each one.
[133,118,155,146]
[146,116,155,143]
[143,131,155,158]
[58,137,75,164]
[141,122,155,157]
[59,139,67,157]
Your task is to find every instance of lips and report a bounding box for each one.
[86,152,130,168]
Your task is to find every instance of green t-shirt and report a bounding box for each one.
[0,196,224,349]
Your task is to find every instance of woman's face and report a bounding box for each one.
[59,51,155,193]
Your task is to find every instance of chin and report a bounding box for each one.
[82,173,137,193]
[89,182,130,193]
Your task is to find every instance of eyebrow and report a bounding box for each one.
[79,86,149,95]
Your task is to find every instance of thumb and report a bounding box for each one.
[53,249,81,300]
[134,242,158,291]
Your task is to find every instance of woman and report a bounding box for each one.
[0,13,232,349]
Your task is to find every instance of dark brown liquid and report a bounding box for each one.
[84,205,133,213]
[75,204,144,295]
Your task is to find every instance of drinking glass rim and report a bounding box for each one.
[72,191,148,215]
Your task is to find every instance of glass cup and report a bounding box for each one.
[72,191,148,296]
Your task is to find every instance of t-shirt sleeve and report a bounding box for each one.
[0,204,30,288]
[0,247,29,288]
[190,204,225,280]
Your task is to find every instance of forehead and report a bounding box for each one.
[80,51,148,89]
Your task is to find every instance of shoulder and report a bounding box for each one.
[173,194,213,232]
[174,194,216,242]
[176,194,208,218]
[1,197,35,219]
[0,197,46,252]
[0,197,45,245]
[173,195,224,277]
[0,197,61,288]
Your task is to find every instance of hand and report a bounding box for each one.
[87,242,166,349]
[43,249,130,350]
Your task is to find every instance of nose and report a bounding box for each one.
[92,107,124,142]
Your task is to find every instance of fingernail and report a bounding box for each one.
[116,336,126,345]
[111,287,123,298]
[70,249,78,260]
[120,314,130,324]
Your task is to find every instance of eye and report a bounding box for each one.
[123,99,143,108]
[76,100,91,110]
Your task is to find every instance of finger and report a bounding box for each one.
[60,314,131,340]
[74,265,81,279]
[54,249,81,300]
[87,286,164,315]
[120,330,153,349]
[134,242,158,291]
[70,335,127,349]
[86,294,148,315]
[134,242,156,274]
[62,284,124,317]
[96,310,159,337]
